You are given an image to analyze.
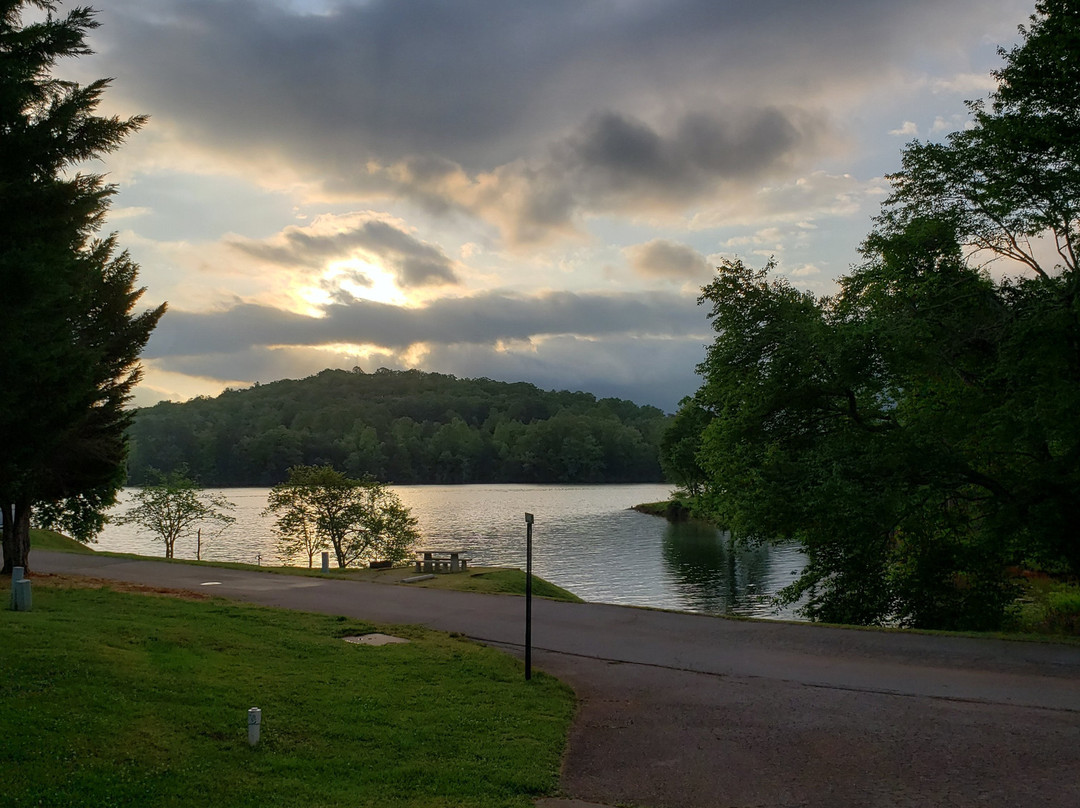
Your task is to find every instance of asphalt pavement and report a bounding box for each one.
[32,550,1080,807]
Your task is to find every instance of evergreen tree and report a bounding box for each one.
[0,2,164,572]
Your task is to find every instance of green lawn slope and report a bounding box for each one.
[1,581,574,807]
[29,528,96,553]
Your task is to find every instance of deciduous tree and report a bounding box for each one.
[265,465,420,569]
[686,2,1080,629]
[116,471,235,560]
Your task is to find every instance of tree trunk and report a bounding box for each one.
[2,500,32,575]
[1,502,13,574]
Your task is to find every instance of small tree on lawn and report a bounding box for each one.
[265,465,420,569]
[117,471,235,559]
[264,478,325,568]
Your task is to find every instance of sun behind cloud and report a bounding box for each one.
[317,258,410,308]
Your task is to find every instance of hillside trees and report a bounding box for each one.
[0,2,164,573]
[671,0,1080,629]
[126,369,668,486]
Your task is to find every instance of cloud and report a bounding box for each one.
[370,106,828,245]
[228,212,460,287]
[144,335,707,413]
[889,121,919,136]
[95,0,1025,165]
[143,290,706,359]
[625,239,712,281]
[89,0,1030,242]
[416,335,707,412]
[83,0,1038,409]
[140,289,712,410]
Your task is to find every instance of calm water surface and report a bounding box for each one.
[98,484,806,619]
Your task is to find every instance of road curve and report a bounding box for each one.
[33,551,1080,807]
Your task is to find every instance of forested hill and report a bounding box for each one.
[126,368,670,486]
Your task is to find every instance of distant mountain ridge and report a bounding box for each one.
[127,367,669,486]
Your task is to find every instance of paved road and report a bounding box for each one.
[35,551,1080,807]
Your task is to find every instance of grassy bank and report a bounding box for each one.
[29,528,96,553]
[1,580,574,807]
[315,564,584,602]
[30,530,583,603]
[631,500,693,522]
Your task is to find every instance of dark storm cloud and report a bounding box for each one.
[143,289,705,359]
[568,109,805,195]
[481,108,821,242]
[93,0,1025,178]
[229,217,460,286]
[625,239,712,281]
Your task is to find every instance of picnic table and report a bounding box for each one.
[414,549,469,574]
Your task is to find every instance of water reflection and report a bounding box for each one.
[661,521,804,619]
[95,484,807,620]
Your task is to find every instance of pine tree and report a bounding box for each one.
[0,1,165,573]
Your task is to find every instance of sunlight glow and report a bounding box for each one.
[292,259,410,316]
[327,259,409,307]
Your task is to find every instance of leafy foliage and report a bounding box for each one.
[265,465,420,569]
[658,397,711,498]
[127,368,668,486]
[116,470,235,559]
[670,2,1080,630]
[0,2,164,572]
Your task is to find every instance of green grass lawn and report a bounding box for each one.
[30,527,96,553]
[32,529,584,603]
[1006,574,1080,636]
[329,565,583,602]
[1,581,575,807]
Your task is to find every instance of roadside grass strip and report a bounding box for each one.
[1,582,574,807]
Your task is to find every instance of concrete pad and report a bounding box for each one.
[342,633,409,646]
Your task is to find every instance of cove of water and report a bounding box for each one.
[95,483,807,620]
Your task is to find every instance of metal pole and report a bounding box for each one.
[248,707,261,747]
[525,512,533,681]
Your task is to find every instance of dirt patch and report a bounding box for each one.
[29,572,211,601]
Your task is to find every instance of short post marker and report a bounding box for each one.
[321,551,330,573]
[10,566,24,610]
[248,707,262,747]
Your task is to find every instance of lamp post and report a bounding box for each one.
[524,512,533,681]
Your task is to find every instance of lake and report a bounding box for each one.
[97,483,807,620]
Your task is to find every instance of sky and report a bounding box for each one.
[64,0,1036,412]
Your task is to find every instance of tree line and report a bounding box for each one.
[126,368,669,486]
[662,0,1080,631]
